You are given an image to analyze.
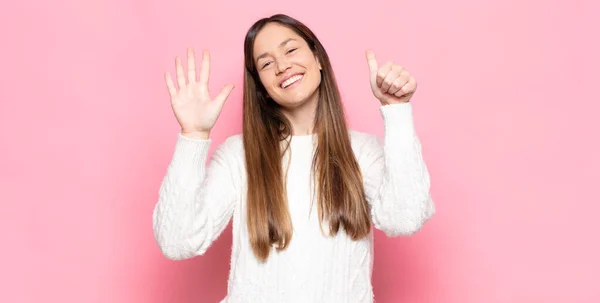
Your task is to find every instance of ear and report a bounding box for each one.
[312,51,322,70]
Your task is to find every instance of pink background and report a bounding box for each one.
[1,0,599,302]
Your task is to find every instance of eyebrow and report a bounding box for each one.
[255,38,297,62]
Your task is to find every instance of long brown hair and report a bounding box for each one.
[242,14,371,262]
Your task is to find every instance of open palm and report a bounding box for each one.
[165,48,235,137]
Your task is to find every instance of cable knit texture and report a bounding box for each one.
[152,102,435,303]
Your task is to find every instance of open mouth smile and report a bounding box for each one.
[280,74,304,89]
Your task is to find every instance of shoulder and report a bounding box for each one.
[349,130,382,147]
[212,133,244,159]
[221,133,244,148]
[348,130,383,157]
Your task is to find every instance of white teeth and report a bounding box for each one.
[281,75,303,88]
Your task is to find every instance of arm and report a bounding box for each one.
[152,133,238,260]
[362,102,435,237]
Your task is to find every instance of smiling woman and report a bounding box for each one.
[152,13,435,303]
[242,15,375,266]
[252,25,322,112]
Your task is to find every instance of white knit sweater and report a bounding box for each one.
[152,102,435,303]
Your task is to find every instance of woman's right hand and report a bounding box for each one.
[165,48,235,139]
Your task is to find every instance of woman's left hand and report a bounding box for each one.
[366,50,417,105]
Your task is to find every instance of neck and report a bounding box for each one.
[280,92,319,136]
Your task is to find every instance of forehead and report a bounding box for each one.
[253,23,302,57]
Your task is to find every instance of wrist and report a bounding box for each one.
[181,130,210,140]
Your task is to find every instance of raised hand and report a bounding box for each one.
[165,48,235,139]
[365,50,417,105]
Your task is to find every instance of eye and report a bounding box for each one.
[286,48,297,54]
[261,61,272,69]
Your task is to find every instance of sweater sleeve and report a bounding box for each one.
[152,133,238,260]
[361,102,435,237]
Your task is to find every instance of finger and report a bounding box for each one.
[381,66,402,92]
[175,56,186,89]
[387,77,407,95]
[395,77,417,97]
[365,50,378,86]
[214,84,235,106]
[376,61,393,88]
[187,48,197,83]
[199,50,211,87]
[387,71,410,95]
[165,72,177,98]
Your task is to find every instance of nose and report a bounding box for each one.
[275,56,292,74]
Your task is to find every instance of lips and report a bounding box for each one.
[279,73,304,89]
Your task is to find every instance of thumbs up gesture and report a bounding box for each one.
[366,50,417,105]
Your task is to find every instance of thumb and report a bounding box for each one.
[214,84,235,106]
[365,50,378,86]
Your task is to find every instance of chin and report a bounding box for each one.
[280,99,308,109]
[276,90,318,109]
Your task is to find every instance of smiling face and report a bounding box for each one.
[253,22,322,109]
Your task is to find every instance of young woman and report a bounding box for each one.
[153,13,435,303]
